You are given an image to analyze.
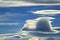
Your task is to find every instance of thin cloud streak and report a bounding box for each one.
[0,23,20,25]
[0,1,40,7]
[32,10,60,15]
[0,1,59,7]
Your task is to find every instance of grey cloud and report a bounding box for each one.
[0,0,60,7]
[2,0,60,3]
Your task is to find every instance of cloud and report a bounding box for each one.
[0,12,27,17]
[0,1,40,7]
[24,17,55,29]
[0,13,27,22]
[21,17,59,34]
[32,10,60,15]
[0,13,21,24]
[0,23,20,25]
[0,1,60,7]
[22,17,55,30]
[29,37,40,40]
[0,33,19,39]
[53,27,60,29]
[0,13,25,25]
[22,20,37,29]
[1,0,60,3]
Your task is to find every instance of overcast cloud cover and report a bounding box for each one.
[0,0,60,7]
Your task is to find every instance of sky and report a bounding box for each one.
[0,5,59,34]
[0,0,60,34]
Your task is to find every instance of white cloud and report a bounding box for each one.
[32,10,60,15]
[0,1,59,7]
[25,21,36,29]
[53,27,60,29]
[0,1,40,7]
[21,17,59,34]
[0,33,19,39]
[1,0,60,3]
[24,17,55,29]
[0,23,20,25]
[29,37,39,40]
[22,17,55,30]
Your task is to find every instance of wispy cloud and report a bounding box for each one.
[0,33,19,40]
[1,0,60,3]
[0,12,27,21]
[0,23,20,25]
[0,1,40,7]
[0,1,59,7]
[32,10,60,15]
[0,12,27,17]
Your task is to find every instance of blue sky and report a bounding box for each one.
[0,5,60,34]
